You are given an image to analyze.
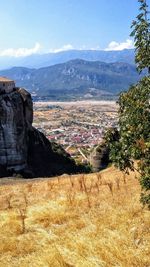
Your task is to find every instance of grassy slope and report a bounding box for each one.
[0,166,149,267]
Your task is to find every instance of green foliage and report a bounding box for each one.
[140,192,150,209]
[131,0,150,73]
[106,0,150,208]
[118,77,150,162]
[76,162,93,173]
[105,127,134,172]
[107,77,150,207]
[140,175,150,190]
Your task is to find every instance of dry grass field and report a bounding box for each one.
[0,166,149,267]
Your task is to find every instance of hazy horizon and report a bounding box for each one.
[0,0,144,58]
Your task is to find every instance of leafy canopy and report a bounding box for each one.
[131,0,150,73]
[106,0,150,208]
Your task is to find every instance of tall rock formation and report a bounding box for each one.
[0,77,78,177]
[90,142,109,172]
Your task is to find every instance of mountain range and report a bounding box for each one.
[0,58,141,100]
[0,49,135,70]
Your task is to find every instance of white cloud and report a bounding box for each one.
[49,44,102,52]
[49,44,74,53]
[0,42,42,57]
[0,40,134,58]
[89,46,101,50]
[79,45,101,51]
[105,39,134,51]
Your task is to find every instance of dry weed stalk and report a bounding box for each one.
[123,173,126,184]
[89,178,100,194]
[78,174,87,192]
[122,172,129,193]
[78,177,84,192]
[88,178,94,193]
[78,175,91,207]
[47,181,54,190]
[69,175,74,188]
[107,182,113,195]
[57,176,61,183]
[82,175,92,208]
[22,191,28,206]
[5,193,13,209]
[95,182,100,193]
[115,177,120,190]
[81,175,87,193]
[27,183,33,193]
[97,173,102,185]
[18,208,27,234]
[17,192,28,234]
[86,192,91,208]
[67,190,76,206]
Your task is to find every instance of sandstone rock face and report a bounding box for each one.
[0,90,27,173]
[0,87,78,178]
[90,142,109,172]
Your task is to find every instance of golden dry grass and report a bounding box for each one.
[0,166,149,267]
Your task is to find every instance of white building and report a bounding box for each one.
[0,77,15,94]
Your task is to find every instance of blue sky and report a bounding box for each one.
[0,0,149,57]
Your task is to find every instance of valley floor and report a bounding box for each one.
[0,166,149,267]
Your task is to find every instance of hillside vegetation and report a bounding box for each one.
[0,48,135,70]
[0,166,149,267]
[0,60,141,99]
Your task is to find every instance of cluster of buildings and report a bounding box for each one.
[33,102,118,162]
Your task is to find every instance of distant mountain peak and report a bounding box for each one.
[0,58,140,100]
[0,49,135,70]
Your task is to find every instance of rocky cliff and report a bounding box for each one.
[0,87,78,177]
[90,142,110,172]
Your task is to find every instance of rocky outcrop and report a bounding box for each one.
[0,89,28,173]
[0,87,78,178]
[90,142,109,172]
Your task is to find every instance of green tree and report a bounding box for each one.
[106,0,150,208]
[131,0,150,73]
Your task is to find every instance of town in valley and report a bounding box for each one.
[33,100,118,163]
